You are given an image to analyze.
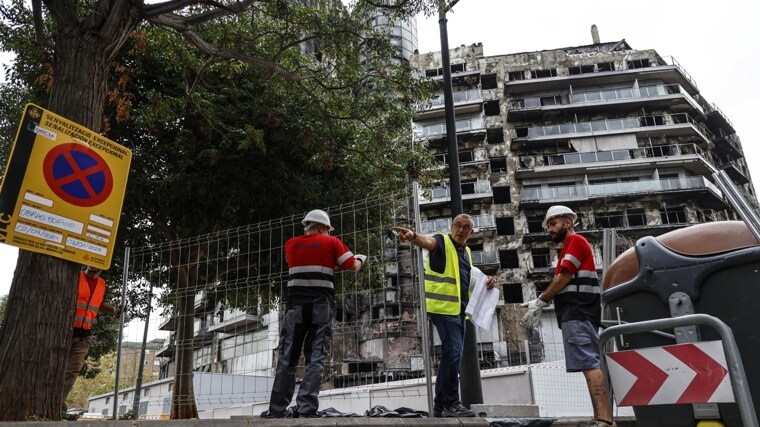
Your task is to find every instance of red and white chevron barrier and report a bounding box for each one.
[606,340,735,406]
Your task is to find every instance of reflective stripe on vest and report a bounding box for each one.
[74,271,106,330]
[424,234,472,315]
[288,265,335,289]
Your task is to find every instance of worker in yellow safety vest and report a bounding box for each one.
[394,214,496,418]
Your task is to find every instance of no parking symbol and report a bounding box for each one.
[43,143,114,207]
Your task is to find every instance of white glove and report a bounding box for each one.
[355,254,367,266]
[521,297,549,328]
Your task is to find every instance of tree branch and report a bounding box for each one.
[31,0,51,50]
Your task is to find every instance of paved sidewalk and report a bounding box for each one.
[12,416,638,426]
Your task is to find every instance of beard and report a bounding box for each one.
[550,227,568,243]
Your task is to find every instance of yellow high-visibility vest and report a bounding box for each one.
[424,234,472,315]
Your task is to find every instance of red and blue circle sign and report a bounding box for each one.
[43,143,113,207]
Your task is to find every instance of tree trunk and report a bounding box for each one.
[0,252,79,420]
[170,257,199,419]
[0,2,140,419]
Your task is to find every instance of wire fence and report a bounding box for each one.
[89,188,629,419]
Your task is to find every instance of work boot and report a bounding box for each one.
[440,401,476,417]
[588,420,617,427]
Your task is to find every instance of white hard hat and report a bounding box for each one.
[542,205,577,230]
[302,209,334,231]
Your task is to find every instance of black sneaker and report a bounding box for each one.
[260,409,281,418]
[441,402,476,418]
[433,405,443,418]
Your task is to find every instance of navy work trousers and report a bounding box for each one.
[429,312,466,408]
[268,302,333,417]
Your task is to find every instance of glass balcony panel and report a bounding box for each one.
[580,152,598,163]
[602,90,618,101]
[544,125,560,135]
[576,122,592,133]
[523,187,539,200]
[528,127,545,137]
[591,121,607,131]
[560,123,576,134]
[607,119,624,130]
[597,151,614,162]
[525,97,541,108]
[564,153,581,164]
[611,150,630,160]
[586,92,602,102]
[624,118,640,129]
[619,89,633,99]
[569,94,585,104]
[548,155,565,165]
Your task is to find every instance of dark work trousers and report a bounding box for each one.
[268,302,333,417]
[429,312,466,409]
[62,335,93,409]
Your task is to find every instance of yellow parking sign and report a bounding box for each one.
[0,103,132,268]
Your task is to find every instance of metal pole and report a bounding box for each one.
[413,182,435,416]
[112,246,130,420]
[438,1,483,406]
[131,282,153,415]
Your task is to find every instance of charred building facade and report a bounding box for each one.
[410,37,755,362]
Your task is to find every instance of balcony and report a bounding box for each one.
[413,116,485,140]
[713,133,743,159]
[207,308,259,334]
[704,103,736,136]
[432,149,489,173]
[516,143,713,179]
[510,113,712,147]
[158,313,175,331]
[419,181,493,207]
[504,55,698,96]
[420,214,496,235]
[507,84,704,121]
[520,176,723,207]
[416,89,482,120]
[155,341,175,358]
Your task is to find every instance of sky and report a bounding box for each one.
[1,0,759,300]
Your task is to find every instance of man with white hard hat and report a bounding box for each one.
[263,209,366,418]
[522,205,615,427]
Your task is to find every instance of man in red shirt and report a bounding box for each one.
[63,266,120,413]
[522,205,616,427]
[263,209,366,418]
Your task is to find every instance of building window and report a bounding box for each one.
[461,179,476,195]
[597,62,615,72]
[627,209,646,227]
[499,249,519,268]
[106,397,110,405]
[496,217,515,235]
[503,283,524,304]
[508,71,524,81]
[540,95,562,106]
[595,211,624,228]
[493,187,511,204]
[481,73,497,89]
[451,63,465,73]
[661,206,687,224]
[143,388,150,397]
[458,150,474,163]
[531,69,557,78]
[531,248,551,268]
[627,58,650,69]
[490,157,507,173]
[568,65,594,75]
[526,216,544,233]
[484,100,500,116]
[487,128,504,144]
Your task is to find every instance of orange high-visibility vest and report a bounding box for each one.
[74,271,106,330]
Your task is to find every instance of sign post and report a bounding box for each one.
[0,103,132,268]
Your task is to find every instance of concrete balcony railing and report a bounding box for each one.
[420,214,496,234]
[413,116,484,139]
[419,181,492,205]
[521,176,722,204]
[511,113,711,145]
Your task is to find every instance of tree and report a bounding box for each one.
[0,0,440,420]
